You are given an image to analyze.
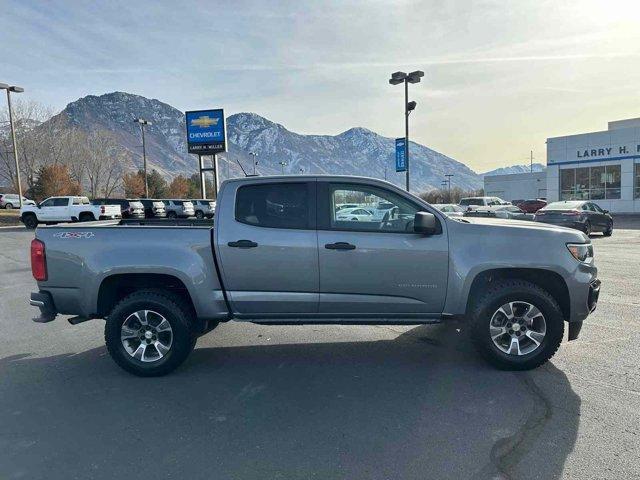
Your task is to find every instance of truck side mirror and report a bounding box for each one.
[414,211,437,235]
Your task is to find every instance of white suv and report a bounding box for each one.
[0,193,36,209]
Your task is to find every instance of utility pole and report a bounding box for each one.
[530,150,534,173]
[389,70,424,192]
[445,174,454,202]
[1,83,24,208]
[134,118,152,198]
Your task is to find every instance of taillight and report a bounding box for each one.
[562,210,580,216]
[101,206,106,214]
[31,239,47,281]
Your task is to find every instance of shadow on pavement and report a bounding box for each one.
[0,323,580,480]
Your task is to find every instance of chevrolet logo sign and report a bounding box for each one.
[191,116,218,128]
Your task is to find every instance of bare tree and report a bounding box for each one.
[85,130,125,198]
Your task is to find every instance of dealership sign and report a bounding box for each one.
[395,138,406,172]
[185,109,226,154]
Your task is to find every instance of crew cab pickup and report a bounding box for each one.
[28,176,600,376]
[21,196,121,229]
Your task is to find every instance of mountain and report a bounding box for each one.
[481,163,546,176]
[50,92,483,191]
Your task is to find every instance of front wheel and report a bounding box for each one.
[469,279,564,370]
[22,213,38,229]
[5,203,13,209]
[166,211,177,219]
[195,210,204,219]
[583,221,592,236]
[603,221,613,236]
[104,290,197,376]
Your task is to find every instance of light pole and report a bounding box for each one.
[279,161,287,175]
[1,83,24,208]
[249,152,258,175]
[445,174,454,202]
[133,118,152,198]
[389,70,424,192]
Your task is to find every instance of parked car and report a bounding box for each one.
[459,196,510,210]
[29,175,599,376]
[20,196,121,229]
[138,199,167,218]
[163,200,195,218]
[464,205,534,221]
[0,193,36,209]
[335,207,375,221]
[534,200,613,236]
[432,204,465,217]
[192,199,216,219]
[335,203,360,212]
[92,198,144,219]
[518,199,547,213]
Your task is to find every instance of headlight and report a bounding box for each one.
[566,243,593,263]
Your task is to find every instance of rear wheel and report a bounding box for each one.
[22,213,38,229]
[79,212,95,222]
[195,210,204,219]
[582,221,592,236]
[469,279,564,370]
[5,203,13,209]
[104,290,197,376]
[167,211,177,219]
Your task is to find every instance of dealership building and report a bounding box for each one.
[485,118,640,213]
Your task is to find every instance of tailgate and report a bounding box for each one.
[102,205,122,216]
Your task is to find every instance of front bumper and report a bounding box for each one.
[567,277,601,341]
[30,291,57,323]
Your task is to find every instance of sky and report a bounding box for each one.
[2,0,640,172]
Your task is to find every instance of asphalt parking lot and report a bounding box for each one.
[1,222,639,480]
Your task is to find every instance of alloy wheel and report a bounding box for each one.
[489,301,546,356]
[121,310,173,363]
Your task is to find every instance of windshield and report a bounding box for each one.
[460,198,483,206]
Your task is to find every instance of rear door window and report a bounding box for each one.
[54,198,69,206]
[235,183,310,229]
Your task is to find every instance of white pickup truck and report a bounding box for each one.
[20,196,121,228]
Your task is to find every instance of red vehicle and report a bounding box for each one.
[518,199,547,213]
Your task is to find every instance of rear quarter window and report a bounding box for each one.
[235,183,309,229]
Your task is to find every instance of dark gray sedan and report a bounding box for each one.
[534,200,613,236]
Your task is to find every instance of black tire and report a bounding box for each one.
[22,213,38,229]
[603,221,613,237]
[195,210,204,219]
[351,217,358,221]
[582,221,591,236]
[104,289,197,377]
[167,211,177,219]
[79,212,95,222]
[5,203,13,209]
[469,279,564,371]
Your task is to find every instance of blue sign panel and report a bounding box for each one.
[395,138,406,172]
[185,109,226,154]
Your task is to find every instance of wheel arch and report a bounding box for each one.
[465,268,570,321]
[97,273,198,322]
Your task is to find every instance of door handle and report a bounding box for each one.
[325,242,356,250]
[228,239,258,248]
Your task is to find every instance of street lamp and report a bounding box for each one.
[389,70,424,192]
[279,161,287,175]
[249,152,258,175]
[1,83,24,208]
[133,118,152,198]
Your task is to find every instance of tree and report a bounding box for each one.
[168,175,190,198]
[30,164,81,201]
[84,130,124,198]
[187,172,214,199]
[147,170,168,198]
[123,171,145,198]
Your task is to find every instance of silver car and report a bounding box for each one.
[432,203,465,217]
[192,199,216,219]
[464,205,534,221]
[163,200,195,218]
[0,193,36,209]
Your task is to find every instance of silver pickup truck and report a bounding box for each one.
[29,176,600,376]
